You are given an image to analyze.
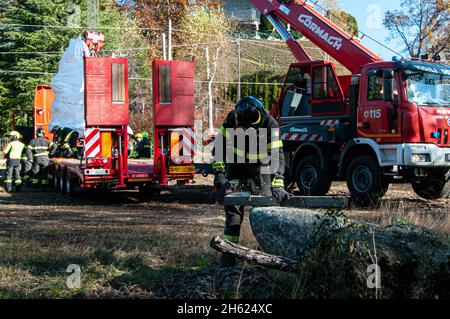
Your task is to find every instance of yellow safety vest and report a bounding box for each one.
[3,141,25,160]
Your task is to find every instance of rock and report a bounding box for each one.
[249,207,450,299]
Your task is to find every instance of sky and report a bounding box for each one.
[338,0,404,60]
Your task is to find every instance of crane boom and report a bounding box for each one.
[250,0,382,74]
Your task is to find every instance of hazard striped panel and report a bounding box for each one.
[320,119,339,126]
[170,128,196,164]
[182,128,195,157]
[281,133,323,142]
[84,128,101,158]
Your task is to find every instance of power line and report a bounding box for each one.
[0,69,54,76]
[0,70,286,85]
[0,23,161,31]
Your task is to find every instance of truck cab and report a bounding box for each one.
[279,59,450,203]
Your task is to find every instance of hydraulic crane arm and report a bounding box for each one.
[250,0,382,74]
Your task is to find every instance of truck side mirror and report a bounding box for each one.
[383,70,395,102]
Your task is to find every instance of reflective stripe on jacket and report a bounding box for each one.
[3,141,25,160]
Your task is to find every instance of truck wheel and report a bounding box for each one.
[65,171,74,196]
[295,155,332,196]
[411,169,450,200]
[346,155,388,206]
[139,185,162,196]
[54,171,60,191]
[60,171,67,194]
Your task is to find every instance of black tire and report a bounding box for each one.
[295,155,332,196]
[60,170,67,194]
[138,184,162,196]
[65,171,74,196]
[346,155,389,206]
[411,169,450,200]
[54,171,60,191]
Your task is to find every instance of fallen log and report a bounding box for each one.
[210,236,299,272]
[245,207,450,298]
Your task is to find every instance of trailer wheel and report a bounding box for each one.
[346,155,388,206]
[411,169,450,200]
[295,155,332,196]
[59,170,67,194]
[139,185,162,196]
[65,171,73,196]
[54,170,60,191]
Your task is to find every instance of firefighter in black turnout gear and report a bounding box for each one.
[2,131,29,192]
[51,125,79,158]
[212,96,291,267]
[28,128,56,189]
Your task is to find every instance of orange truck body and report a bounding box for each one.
[33,84,54,140]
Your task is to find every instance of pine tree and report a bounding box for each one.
[242,82,249,97]
[0,0,147,134]
[254,73,259,97]
[227,82,234,102]
[272,80,279,107]
[263,79,270,110]
[0,0,82,133]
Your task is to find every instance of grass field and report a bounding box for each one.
[0,174,448,298]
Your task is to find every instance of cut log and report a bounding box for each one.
[247,207,450,299]
[210,236,299,272]
[223,192,349,208]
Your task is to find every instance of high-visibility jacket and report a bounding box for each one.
[28,137,56,162]
[3,141,27,162]
[212,111,285,185]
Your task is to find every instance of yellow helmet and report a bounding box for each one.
[135,133,143,139]
[8,131,21,138]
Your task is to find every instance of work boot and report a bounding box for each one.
[220,252,236,268]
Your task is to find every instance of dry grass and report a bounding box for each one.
[0,176,448,298]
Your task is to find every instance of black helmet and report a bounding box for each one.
[36,128,45,137]
[50,125,59,133]
[235,96,266,128]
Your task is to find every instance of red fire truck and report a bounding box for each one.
[250,0,450,204]
[34,57,196,195]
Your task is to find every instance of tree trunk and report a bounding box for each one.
[210,236,299,272]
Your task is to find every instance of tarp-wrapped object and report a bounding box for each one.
[49,37,90,137]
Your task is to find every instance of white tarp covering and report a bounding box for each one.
[49,37,90,137]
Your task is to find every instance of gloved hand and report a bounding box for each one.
[272,187,292,204]
[214,173,229,203]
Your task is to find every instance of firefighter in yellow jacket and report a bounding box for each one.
[2,131,29,192]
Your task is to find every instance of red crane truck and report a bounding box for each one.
[250,0,450,204]
[34,57,196,195]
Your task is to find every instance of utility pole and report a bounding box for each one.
[162,33,167,60]
[168,19,173,61]
[237,37,241,100]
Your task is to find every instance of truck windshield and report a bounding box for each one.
[404,70,450,107]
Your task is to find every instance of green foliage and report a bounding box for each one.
[0,0,81,134]
[263,79,270,110]
[272,79,279,107]
[0,0,148,134]
[242,81,250,97]
[254,73,259,97]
